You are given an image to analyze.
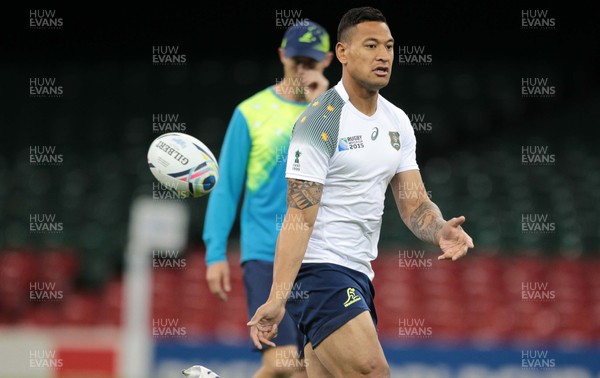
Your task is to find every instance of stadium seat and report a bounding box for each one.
[61,292,102,326]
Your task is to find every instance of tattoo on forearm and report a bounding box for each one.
[410,201,445,244]
[287,179,323,210]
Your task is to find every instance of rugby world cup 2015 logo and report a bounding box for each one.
[338,137,349,151]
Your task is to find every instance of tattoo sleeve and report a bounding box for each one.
[287,179,323,210]
[409,201,445,245]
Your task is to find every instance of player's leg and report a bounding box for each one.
[285,263,387,378]
[303,342,335,377]
[254,345,306,378]
[312,311,389,377]
[244,260,307,378]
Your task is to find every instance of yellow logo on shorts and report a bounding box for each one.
[343,287,362,307]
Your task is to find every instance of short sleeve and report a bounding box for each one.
[396,111,420,173]
[285,125,330,184]
[285,89,344,183]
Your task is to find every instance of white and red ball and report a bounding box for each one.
[148,132,219,198]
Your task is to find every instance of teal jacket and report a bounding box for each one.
[203,87,308,265]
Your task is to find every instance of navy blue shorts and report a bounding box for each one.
[242,260,304,353]
[285,263,377,349]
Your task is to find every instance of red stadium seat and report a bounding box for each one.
[97,278,123,326]
[3,246,599,348]
[61,292,101,326]
[38,248,79,282]
[22,303,62,326]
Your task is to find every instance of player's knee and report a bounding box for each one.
[274,364,304,378]
[262,351,305,378]
[262,363,304,378]
[354,356,390,377]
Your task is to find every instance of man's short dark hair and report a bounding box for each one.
[337,7,387,42]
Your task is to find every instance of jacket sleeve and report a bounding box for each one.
[202,107,251,265]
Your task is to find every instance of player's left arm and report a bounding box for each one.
[390,169,474,261]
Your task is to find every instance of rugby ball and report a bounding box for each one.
[148,132,219,198]
[182,365,220,378]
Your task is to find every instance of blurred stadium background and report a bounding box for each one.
[1,3,599,377]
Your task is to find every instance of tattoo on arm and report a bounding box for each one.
[409,201,445,245]
[287,179,323,210]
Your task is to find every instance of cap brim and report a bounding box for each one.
[284,48,326,62]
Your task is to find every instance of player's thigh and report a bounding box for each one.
[303,342,334,378]
[313,311,389,377]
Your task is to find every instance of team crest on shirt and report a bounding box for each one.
[389,131,401,150]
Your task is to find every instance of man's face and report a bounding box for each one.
[281,55,327,80]
[279,51,331,100]
[338,21,394,91]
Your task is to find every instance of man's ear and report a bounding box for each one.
[322,52,334,68]
[278,48,287,64]
[336,42,348,65]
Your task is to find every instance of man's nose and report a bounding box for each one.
[296,63,307,73]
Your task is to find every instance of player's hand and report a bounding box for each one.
[300,70,329,102]
[206,261,231,301]
[437,216,474,261]
[247,300,286,349]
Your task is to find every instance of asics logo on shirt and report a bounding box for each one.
[371,127,379,140]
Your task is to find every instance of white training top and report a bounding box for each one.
[285,81,419,280]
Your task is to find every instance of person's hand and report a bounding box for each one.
[206,261,231,301]
[300,70,329,102]
[437,216,474,261]
[247,300,286,349]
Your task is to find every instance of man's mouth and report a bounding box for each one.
[373,66,389,77]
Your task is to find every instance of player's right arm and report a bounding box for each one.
[272,179,322,301]
[247,94,335,348]
[203,107,251,301]
[247,178,322,349]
